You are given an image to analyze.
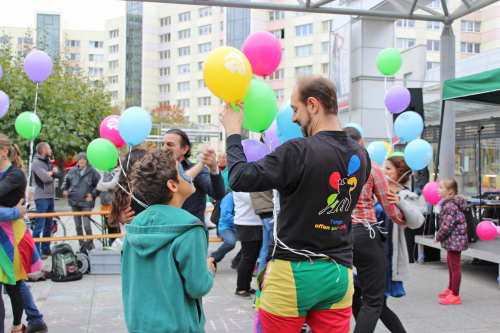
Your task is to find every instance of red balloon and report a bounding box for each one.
[329,172,341,190]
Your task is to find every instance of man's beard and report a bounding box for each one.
[301,111,313,137]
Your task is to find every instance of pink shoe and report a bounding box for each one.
[439,293,461,305]
[438,288,452,298]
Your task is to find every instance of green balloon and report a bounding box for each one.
[87,138,118,171]
[15,111,41,139]
[376,48,402,76]
[388,151,404,158]
[232,79,277,133]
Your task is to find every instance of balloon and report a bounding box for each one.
[203,46,252,103]
[231,79,277,133]
[385,85,411,114]
[394,111,424,142]
[348,155,360,176]
[376,48,402,76]
[242,139,269,162]
[263,120,280,151]
[404,139,433,170]
[241,31,282,77]
[388,151,404,158]
[276,99,303,143]
[0,91,9,118]
[100,115,126,148]
[15,112,41,139]
[24,50,53,83]
[366,141,387,165]
[87,138,119,172]
[344,123,364,138]
[329,172,341,190]
[380,141,392,158]
[423,181,440,205]
[119,107,152,146]
[476,221,497,241]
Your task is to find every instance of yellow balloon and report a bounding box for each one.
[203,46,253,103]
[380,141,392,157]
[348,177,357,192]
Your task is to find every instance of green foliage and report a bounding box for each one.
[0,30,111,163]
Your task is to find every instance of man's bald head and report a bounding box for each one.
[296,75,338,115]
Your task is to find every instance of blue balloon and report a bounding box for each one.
[404,139,433,170]
[344,123,364,138]
[119,107,152,146]
[367,141,387,165]
[276,99,303,143]
[348,155,360,176]
[394,111,424,142]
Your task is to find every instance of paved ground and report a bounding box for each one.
[4,198,500,332]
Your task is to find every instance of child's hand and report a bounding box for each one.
[207,258,216,276]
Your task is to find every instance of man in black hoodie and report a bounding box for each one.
[32,142,61,257]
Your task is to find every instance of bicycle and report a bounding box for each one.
[26,213,67,238]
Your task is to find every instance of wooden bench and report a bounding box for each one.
[33,233,125,243]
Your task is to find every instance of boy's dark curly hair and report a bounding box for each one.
[129,148,179,206]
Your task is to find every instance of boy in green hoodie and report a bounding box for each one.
[122,148,216,333]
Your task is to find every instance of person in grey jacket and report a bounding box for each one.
[32,142,62,257]
[61,152,101,243]
[96,166,120,244]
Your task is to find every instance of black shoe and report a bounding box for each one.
[247,288,256,295]
[235,291,252,299]
[27,321,48,333]
[231,259,239,269]
[40,254,49,260]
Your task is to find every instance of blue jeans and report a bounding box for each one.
[212,228,236,262]
[258,217,273,273]
[20,280,44,325]
[33,199,54,254]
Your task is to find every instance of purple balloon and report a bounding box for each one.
[24,50,53,83]
[263,120,280,151]
[0,91,9,118]
[242,139,269,162]
[385,85,411,114]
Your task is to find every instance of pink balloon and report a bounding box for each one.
[100,115,126,148]
[242,31,282,77]
[423,181,440,205]
[476,221,497,241]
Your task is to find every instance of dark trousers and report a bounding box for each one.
[352,225,387,333]
[4,281,24,326]
[236,240,262,292]
[447,251,462,296]
[33,198,55,254]
[71,206,93,243]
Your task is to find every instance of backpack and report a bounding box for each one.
[51,243,83,282]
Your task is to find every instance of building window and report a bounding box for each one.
[160,101,171,107]
[396,19,415,28]
[178,46,190,57]
[427,21,444,30]
[198,115,211,123]
[427,62,440,69]
[109,75,118,84]
[269,10,285,21]
[322,21,331,32]
[274,89,284,100]
[178,81,190,91]
[109,29,119,38]
[0,37,9,44]
[111,91,118,100]
[427,40,440,51]
[178,64,190,74]
[159,67,170,76]
[198,97,211,106]
[296,12,309,16]
[220,22,224,31]
[17,51,27,58]
[296,24,313,36]
[396,38,415,50]
[160,34,171,43]
[198,79,207,88]
[179,29,190,39]
[269,69,284,81]
[200,25,212,35]
[461,21,481,32]
[199,42,212,53]
[461,42,480,54]
[199,7,212,17]
[66,53,80,61]
[89,41,104,48]
[160,50,170,59]
[282,49,285,59]
[89,67,103,75]
[160,17,171,26]
[220,40,224,46]
[66,40,80,47]
[198,62,204,71]
[109,45,119,53]
[159,84,170,93]
[270,29,285,39]
[179,12,191,22]
[220,98,225,105]
[296,45,313,57]
[296,65,313,77]
[109,60,119,69]
[322,42,329,53]
[17,37,32,45]
[89,54,104,61]
[178,99,190,108]
[427,0,441,8]
[322,63,329,74]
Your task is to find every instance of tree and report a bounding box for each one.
[149,104,190,126]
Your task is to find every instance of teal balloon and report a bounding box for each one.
[404,139,433,171]
[344,123,364,138]
[394,111,424,142]
[87,138,118,171]
[15,112,41,139]
[348,155,361,176]
[376,48,402,76]
[367,141,387,165]
[276,99,303,143]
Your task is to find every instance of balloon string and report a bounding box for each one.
[384,76,394,159]
[261,131,272,153]
[24,82,39,222]
[117,146,147,209]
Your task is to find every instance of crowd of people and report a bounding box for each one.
[0,75,471,333]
